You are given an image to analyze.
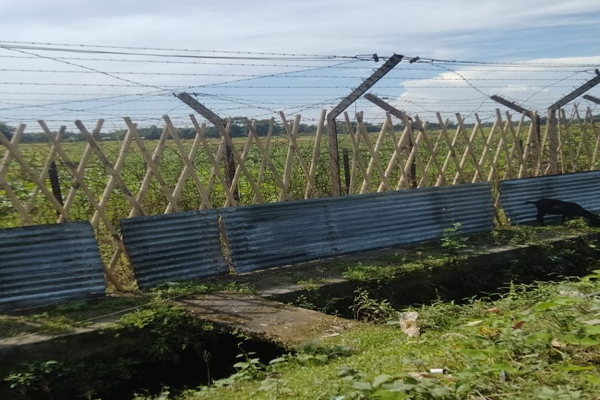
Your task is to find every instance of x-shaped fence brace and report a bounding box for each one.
[0,108,598,289]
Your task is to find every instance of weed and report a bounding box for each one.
[296,278,328,291]
[491,225,540,246]
[4,360,60,394]
[351,288,396,323]
[295,341,354,362]
[440,223,469,255]
[290,294,319,310]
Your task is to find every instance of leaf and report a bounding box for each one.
[533,297,582,312]
[585,374,600,385]
[480,346,508,355]
[533,301,559,312]
[555,364,595,372]
[268,357,288,365]
[555,297,583,305]
[584,325,600,335]
[525,332,551,345]
[258,378,278,392]
[352,381,373,391]
[371,389,409,400]
[386,380,416,392]
[372,374,394,388]
[337,366,355,377]
[463,320,483,327]
[562,334,600,347]
[459,349,488,360]
[491,362,519,374]
[512,321,525,330]
[315,354,329,362]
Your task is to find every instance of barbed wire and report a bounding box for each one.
[1,68,595,82]
[0,42,597,126]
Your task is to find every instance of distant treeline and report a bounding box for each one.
[3,114,599,143]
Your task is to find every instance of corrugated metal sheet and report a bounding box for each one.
[221,183,494,273]
[329,183,495,254]
[220,200,336,273]
[500,171,600,224]
[0,221,105,310]
[120,210,228,288]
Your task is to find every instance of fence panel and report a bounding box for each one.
[0,221,105,310]
[221,183,494,273]
[328,183,494,254]
[120,210,227,288]
[1,107,599,290]
[220,200,336,273]
[499,171,600,224]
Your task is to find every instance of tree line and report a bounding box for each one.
[2,114,598,144]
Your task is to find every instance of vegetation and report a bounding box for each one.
[2,111,598,290]
[0,280,254,338]
[1,111,599,398]
[172,269,600,400]
[2,223,599,399]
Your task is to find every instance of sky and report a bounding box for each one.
[0,0,599,130]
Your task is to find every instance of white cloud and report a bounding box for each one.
[378,56,600,122]
[0,1,598,126]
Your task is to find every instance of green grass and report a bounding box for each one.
[0,280,255,338]
[172,271,600,400]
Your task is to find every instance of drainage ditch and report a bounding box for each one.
[0,324,285,400]
[281,234,600,320]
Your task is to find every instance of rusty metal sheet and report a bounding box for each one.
[120,210,228,288]
[500,171,600,224]
[0,221,105,310]
[221,183,494,273]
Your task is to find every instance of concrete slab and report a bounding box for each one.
[174,293,357,349]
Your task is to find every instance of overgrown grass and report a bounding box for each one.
[0,280,255,338]
[172,271,600,400]
[342,221,599,283]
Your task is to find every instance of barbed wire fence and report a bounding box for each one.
[1,42,599,289]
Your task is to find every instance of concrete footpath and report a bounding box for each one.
[175,293,356,349]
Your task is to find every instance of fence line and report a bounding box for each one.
[0,108,598,288]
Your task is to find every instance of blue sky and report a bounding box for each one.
[0,0,598,128]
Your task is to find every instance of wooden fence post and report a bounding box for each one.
[48,161,63,217]
[342,148,351,195]
[546,108,559,174]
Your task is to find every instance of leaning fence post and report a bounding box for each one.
[177,92,240,202]
[326,54,404,196]
[364,94,416,187]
